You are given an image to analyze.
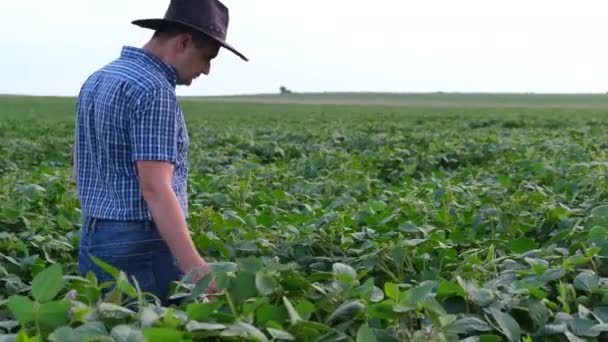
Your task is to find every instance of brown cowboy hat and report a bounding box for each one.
[132,0,248,61]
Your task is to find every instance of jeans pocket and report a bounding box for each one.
[87,223,162,292]
[87,246,157,290]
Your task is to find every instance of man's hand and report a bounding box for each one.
[184,260,219,295]
[136,160,211,283]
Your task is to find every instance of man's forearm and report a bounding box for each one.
[142,184,207,274]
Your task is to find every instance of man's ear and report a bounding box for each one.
[175,33,192,53]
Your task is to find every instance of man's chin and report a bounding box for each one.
[177,78,193,86]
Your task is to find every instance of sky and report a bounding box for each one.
[1,0,608,96]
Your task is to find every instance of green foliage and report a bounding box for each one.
[3,97,608,340]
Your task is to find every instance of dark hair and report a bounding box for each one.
[152,23,216,49]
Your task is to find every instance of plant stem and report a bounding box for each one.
[590,257,598,273]
[225,291,237,317]
[378,262,400,282]
[34,301,41,338]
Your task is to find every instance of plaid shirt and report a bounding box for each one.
[74,46,189,221]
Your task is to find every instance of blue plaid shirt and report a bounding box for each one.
[74,46,189,221]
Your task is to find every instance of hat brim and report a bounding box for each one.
[132,18,248,62]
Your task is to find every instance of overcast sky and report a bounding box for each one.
[1,0,608,96]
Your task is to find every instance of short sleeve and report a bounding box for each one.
[130,88,179,163]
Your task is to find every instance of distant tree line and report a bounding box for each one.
[280,86,293,95]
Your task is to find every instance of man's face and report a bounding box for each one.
[174,34,220,86]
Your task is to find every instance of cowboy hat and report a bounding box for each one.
[132,0,248,61]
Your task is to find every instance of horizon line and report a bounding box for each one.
[2,90,608,98]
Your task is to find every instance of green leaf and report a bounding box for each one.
[578,304,594,320]
[31,263,63,302]
[445,316,491,334]
[16,329,31,342]
[356,325,378,342]
[437,281,466,299]
[437,281,466,300]
[489,307,522,342]
[48,322,108,342]
[405,282,435,306]
[160,309,182,330]
[589,227,608,244]
[115,271,137,298]
[574,271,599,293]
[589,324,608,336]
[402,239,426,247]
[7,296,35,325]
[591,205,608,217]
[521,284,546,300]
[422,297,447,315]
[220,322,269,342]
[185,321,226,332]
[369,301,395,320]
[186,301,223,321]
[390,247,406,267]
[366,285,384,303]
[143,328,183,342]
[280,271,311,291]
[48,327,77,342]
[266,328,295,341]
[510,237,536,254]
[90,255,119,279]
[139,307,160,328]
[469,288,494,307]
[326,300,365,325]
[497,174,511,187]
[111,325,146,342]
[98,303,136,320]
[384,282,400,301]
[257,303,288,325]
[187,273,213,300]
[593,306,608,322]
[283,297,302,326]
[211,262,238,273]
[73,322,108,340]
[568,318,597,337]
[539,268,566,283]
[230,271,257,303]
[479,335,503,342]
[243,297,268,318]
[256,215,274,227]
[19,184,46,199]
[38,301,71,329]
[564,331,586,342]
[295,300,315,321]
[332,263,357,282]
[240,257,264,273]
[398,221,419,233]
[528,300,549,327]
[255,271,278,296]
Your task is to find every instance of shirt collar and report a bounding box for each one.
[120,46,178,88]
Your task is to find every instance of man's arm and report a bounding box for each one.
[136,160,210,276]
[129,88,214,288]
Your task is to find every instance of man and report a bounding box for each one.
[74,0,248,305]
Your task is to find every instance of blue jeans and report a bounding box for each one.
[78,216,184,305]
